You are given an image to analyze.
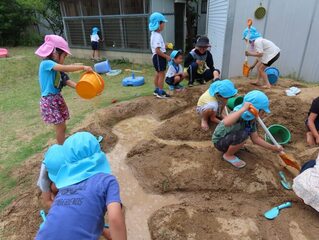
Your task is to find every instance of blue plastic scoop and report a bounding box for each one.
[279,171,292,190]
[39,210,46,229]
[264,202,292,220]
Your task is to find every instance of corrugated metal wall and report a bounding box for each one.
[207,0,319,83]
[206,0,229,71]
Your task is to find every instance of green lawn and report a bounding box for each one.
[0,47,155,210]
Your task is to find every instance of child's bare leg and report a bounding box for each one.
[223,141,246,160]
[55,122,66,145]
[201,109,213,131]
[306,132,316,146]
[259,64,271,88]
[173,75,181,85]
[92,50,95,59]
[158,71,165,90]
[154,72,159,88]
[102,228,112,240]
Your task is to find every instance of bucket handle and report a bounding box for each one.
[92,71,103,87]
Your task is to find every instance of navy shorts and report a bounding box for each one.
[300,160,316,173]
[91,41,99,50]
[152,54,167,72]
[165,76,175,86]
[264,52,280,67]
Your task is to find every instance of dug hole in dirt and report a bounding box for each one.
[1,78,319,240]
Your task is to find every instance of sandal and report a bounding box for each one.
[222,155,246,169]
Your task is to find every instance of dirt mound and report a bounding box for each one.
[127,140,284,194]
[149,195,319,240]
[154,108,213,141]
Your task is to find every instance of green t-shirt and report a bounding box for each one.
[212,119,257,143]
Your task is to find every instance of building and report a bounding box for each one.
[206,0,319,82]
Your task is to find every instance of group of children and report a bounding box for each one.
[33,11,318,239]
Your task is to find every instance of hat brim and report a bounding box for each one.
[196,43,211,48]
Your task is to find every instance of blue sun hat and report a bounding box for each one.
[149,12,167,31]
[55,132,112,189]
[234,90,270,121]
[92,27,99,35]
[242,26,262,41]
[209,79,238,98]
[43,144,66,183]
[169,50,182,66]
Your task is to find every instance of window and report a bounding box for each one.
[81,0,100,16]
[65,20,84,46]
[201,0,207,14]
[63,0,81,16]
[122,0,144,14]
[100,0,120,15]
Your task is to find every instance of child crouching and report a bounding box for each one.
[197,79,237,131]
[212,90,283,168]
[165,50,185,91]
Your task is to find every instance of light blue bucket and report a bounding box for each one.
[94,60,111,74]
[265,67,280,85]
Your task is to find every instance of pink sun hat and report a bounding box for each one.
[35,35,71,58]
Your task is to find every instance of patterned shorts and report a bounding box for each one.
[214,129,250,153]
[40,93,70,125]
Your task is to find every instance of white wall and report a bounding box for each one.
[226,0,319,82]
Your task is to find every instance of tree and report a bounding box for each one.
[0,0,35,45]
[18,0,63,35]
[186,0,199,52]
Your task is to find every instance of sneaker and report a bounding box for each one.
[153,89,159,96]
[198,79,206,85]
[188,83,194,87]
[156,90,171,99]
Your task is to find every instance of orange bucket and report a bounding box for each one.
[243,62,250,77]
[76,72,105,99]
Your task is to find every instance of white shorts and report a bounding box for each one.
[196,102,218,114]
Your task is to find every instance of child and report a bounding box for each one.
[184,36,220,87]
[305,97,319,145]
[149,12,171,98]
[243,27,280,89]
[36,132,126,240]
[293,152,319,212]
[197,80,238,131]
[165,50,185,91]
[35,35,93,144]
[212,90,283,168]
[91,27,100,60]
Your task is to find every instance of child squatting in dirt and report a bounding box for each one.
[305,96,319,145]
[197,79,238,131]
[212,90,283,168]
[36,132,126,240]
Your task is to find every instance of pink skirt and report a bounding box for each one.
[40,93,69,124]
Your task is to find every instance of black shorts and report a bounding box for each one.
[264,52,280,67]
[91,41,99,50]
[152,54,167,72]
[214,129,250,153]
[165,76,175,86]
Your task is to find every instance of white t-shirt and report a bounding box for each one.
[150,31,166,55]
[166,64,183,78]
[254,38,280,64]
[91,34,100,42]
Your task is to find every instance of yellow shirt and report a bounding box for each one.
[197,89,217,107]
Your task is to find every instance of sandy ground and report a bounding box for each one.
[1,78,319,239]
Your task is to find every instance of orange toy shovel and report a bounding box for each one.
[249,106,301,173]
[243,19,253,77]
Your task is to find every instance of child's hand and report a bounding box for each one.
[83,66,93,72]
[245,51,250,56]
[166,55,171,61]
[242,102,252,111]
[273,145,284,152]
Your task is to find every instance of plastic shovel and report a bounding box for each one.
[39,210,46,229]
[264,202,292,220]
[279,171,292,190]
[248,106,301,174]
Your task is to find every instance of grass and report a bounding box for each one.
[0,47,156,210]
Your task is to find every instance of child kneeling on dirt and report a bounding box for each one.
[305,97,319,146]
[212,90,283,168]
[36,132,126,240]
[197,79,238,131]
[165,50,185,91]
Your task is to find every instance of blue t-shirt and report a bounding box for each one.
[38,60,59,97]
[36,173,121,240]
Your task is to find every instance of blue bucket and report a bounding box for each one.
[94,60,111,74]
[265,67,280,85]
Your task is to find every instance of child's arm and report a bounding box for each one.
[53,64,93,73]
[155,47,170,61]
[245,50,263,58]
[250,132,283,152]
[66,80,77,88]
[308,113,319,144]
[107,202,127,240]
[223,102,251,126]
[210,111,221,124]
[41,192,53,209]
